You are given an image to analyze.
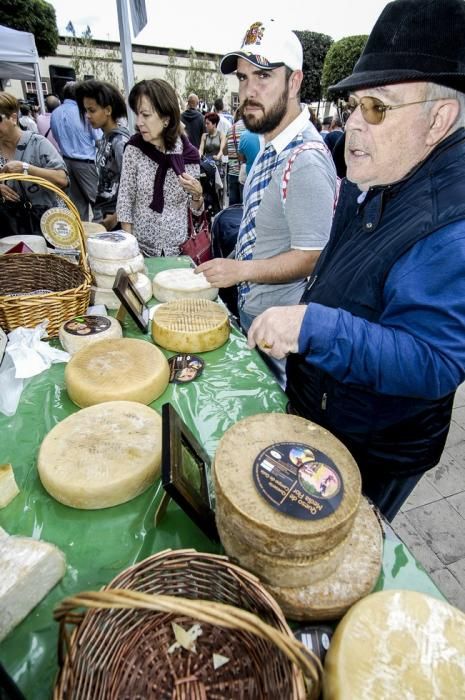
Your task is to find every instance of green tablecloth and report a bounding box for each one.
[0,256,444,699]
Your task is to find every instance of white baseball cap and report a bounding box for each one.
[220,20,303,74]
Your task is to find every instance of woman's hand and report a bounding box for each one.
[0,182,20,202]
[1,160,24,174]
[179,173,203,199]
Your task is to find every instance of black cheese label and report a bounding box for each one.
[64,316,112,336]
[253,442,344,520]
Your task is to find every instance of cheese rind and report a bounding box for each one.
[152,298,229,353]
[87,230,139,260]
[266,498,383,621]
[0,528,66,642]
[37,401,162,509]
[65,338,169,407]
[59,315,122,355]
[213,413,361,556]
[91,286,120,310]
[89,253,145,276]
[152,268,218,302]
[0,464,20,508]
[323,589,465,700]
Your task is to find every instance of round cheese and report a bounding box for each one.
[323,590,465,700]
[133,273,152,303]
[87,231,140,260]
[266,497,383,621]
[89,253,145,276]
[213,413,361,557]
[0,235,48,254]
[152,298,229,353]
[65,338,169,407]
[38,401,162,509]
[59,315,122,355]
[152,268,218,302]
[82,221,106,238]
[91,286,120,310]
[92,271,140,290]
[217,509,349,587]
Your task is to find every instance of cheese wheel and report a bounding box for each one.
[0,464,20,508]
[152,298,229,353]
[59,315,122,355]
[65,338,169,407]
[38,401,162,509]
[92,272,115,289]
[82,221,106,238]
[323,590,465,700]
[217,509,349,587]
[152,268,218,302]
[133,273,152,303]
[87,230,139,260]
[89,253,145,276]
[213,413,361,557]
[266,498,383,621]
[91,286,120,310]
[92,271,143,290]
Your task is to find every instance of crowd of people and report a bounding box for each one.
[2,0,465,524]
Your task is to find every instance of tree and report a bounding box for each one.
[294,30,333,103]
[0,0,59,57]
[321,35,368,97]
[65,24,122,88]
[164,50,183,95]
[183,48,227,106]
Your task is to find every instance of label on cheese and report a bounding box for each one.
[168,354,204,383]
[63,316,112,336]
[253,442,344,521]
[40,208,81,249]
[59,315,122,354]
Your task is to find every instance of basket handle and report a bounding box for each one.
[54,589,323,699]
[0,172,90,275]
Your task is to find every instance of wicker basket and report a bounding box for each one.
[0,174,91,337]
[54,549,323,700]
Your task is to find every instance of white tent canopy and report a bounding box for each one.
[0,24,45,112]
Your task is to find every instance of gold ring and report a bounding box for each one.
[259,340,273,350]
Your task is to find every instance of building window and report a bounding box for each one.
[25,81,48,96]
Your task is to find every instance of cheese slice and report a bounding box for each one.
[266,498,383,621]
[0,464,20,508]
[59,315,122,355]
[323,589,465,700]
[38,401,162,509]
[152,268,218,302]
[152,298,229,353]
[0,527,66,642]
[65,338,169,407]
[214,413,361,557]
[217,509,349,587]
[89,253,145,276]
[87,230,139,260]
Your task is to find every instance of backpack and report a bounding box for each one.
[281,141,341,212]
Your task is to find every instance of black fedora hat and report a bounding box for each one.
[328,0,465,96]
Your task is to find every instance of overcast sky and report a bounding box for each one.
[49,0,390,55]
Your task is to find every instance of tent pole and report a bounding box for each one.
[33,62,46,113]
[116,0,135,133]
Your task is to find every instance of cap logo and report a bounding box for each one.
[242,21,265,48]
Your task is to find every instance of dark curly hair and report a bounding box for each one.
[129,79,181,151]
[205,112,220,127]
[75,80,127,122]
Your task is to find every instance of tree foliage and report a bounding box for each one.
[183,48,227,105]
[294,30,333,103]
[164,50,183,95]
[321,35,368,97]
[65,24,122,88]
[0,0,59,57]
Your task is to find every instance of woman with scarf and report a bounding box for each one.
[117,79,204,256]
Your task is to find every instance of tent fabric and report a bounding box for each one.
[0,25,39,80]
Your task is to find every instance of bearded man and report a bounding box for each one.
[248,0,465,520]
[196,19,337,385]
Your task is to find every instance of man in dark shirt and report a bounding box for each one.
[181,94,204,148]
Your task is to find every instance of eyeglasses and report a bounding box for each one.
[346,96,440,125]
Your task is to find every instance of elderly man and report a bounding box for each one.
[248,0,465,520]
[197,19,337,384]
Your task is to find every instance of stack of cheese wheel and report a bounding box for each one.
[86,230,152,309]
[38,401,162,509]
[152,298,229,353]
[213,413,383,621]
[323,590,465,699]
[152,268,218,302]
[65,338,169,407]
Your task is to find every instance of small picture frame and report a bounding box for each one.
[158,403,218,541]
[113,268,149,333]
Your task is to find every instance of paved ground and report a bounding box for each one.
[392,383,465,612]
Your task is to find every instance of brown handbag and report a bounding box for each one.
[180,209,213,265]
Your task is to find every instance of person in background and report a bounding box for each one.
[0,92,68,235]
[51,81,101,221]
[181,94,205,148]
[199,112,226,200]
[214,97,233,136]
[116,79,203,256]
[18,103,38,133]
[224,108,245,205]
[238,127,260,178]
[320,115,332,135]
[247,0,465,521]
[75,80,129,231]
[36,94,61,153]
[324,116,344,153]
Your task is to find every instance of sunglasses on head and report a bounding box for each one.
[345,95,440,125]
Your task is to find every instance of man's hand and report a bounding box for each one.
[247,305,307,359]
[196,258,246,288]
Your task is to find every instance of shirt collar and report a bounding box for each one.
[260,105,312,156]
